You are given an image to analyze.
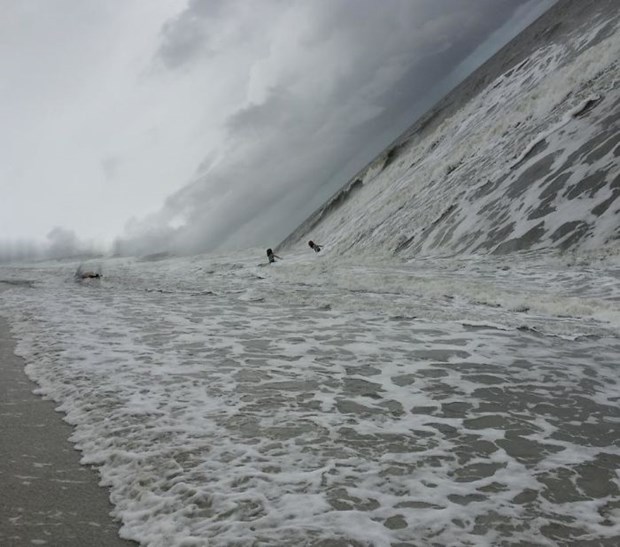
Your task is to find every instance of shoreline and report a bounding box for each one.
[0,300,136,546]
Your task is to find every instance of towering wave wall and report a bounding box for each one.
[280,0,619,258]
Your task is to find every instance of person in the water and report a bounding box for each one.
[75,265,102,280]
[308,240,322,253]
[266,248,281,263]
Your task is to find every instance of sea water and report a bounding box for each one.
[1,249,619,546]
[2,1,619,545]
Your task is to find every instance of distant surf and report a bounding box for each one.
[280,0,619,261]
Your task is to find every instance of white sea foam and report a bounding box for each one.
[1,249,619,546]
[291,12,619,260]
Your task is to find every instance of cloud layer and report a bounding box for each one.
[1,0,553,260]
[116,0,550,255]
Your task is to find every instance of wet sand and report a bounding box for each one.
[0,309,135,546]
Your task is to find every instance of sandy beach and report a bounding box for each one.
[0,305,135,546]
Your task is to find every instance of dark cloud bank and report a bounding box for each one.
[112,0,547,258]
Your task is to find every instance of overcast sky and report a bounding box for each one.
[0,0,555,258]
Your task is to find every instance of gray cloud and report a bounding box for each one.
[157,0,237,69]
[114,0,552,255]
[158,18,209,69]
[2,0,553,256]
[101,156,121,181]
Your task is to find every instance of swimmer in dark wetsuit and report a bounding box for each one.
[308,240,322,253]
[75,265,102,280]
[266,248,281,263]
